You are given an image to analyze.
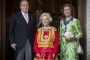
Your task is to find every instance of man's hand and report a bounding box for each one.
[11,43,17,50]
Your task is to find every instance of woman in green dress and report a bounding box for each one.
[60,4,83,60]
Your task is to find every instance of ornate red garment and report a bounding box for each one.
[34,27,59,60]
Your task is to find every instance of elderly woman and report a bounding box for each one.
[34,13,59,60]
[60,4,83,60]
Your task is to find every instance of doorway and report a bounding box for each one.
[0,0,86,60]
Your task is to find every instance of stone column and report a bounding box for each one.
[86,0,90,60]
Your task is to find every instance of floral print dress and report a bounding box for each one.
[60,17,83,60]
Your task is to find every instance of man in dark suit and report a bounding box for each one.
[9,0,36,60]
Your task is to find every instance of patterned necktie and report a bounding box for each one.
[24,13,28,23]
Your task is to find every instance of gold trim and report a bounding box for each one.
[34,58,58,60]
[37,27,56,48]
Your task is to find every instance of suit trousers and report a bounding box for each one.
[16,39,31,60]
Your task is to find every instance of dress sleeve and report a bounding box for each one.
[52,29,59,54]
[74,20,83,40]
[34,31,39,53]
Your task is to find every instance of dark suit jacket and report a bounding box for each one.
[9,11,36,59]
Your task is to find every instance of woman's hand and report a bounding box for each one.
[36,53,40,58]
[52,54,55,58]
[64,31,74,40]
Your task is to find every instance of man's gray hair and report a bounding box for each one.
[40,13,52,22]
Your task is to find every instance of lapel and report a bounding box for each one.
[19,12,31,25]
[19,12,34,28]
[27,12,34,32]
[28,12,33,23]
[19,12,28,25]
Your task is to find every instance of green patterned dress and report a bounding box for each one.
[60,18,83,60]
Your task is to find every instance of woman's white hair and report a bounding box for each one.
[39,13,52,22]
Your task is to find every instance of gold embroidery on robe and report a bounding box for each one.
[37,27,56,48]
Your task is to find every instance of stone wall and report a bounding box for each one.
[86,0,90,60]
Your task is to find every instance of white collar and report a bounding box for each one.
[21,11,28,16]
